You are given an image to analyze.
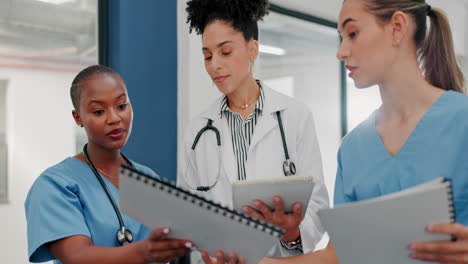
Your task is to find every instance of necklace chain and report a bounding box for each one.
[229,97,258,110]
[96,168,120,179]
[84,153,125,179]
[228,81,261,110]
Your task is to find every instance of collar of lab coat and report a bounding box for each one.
[199,81,290,159]
[199,81,289,122]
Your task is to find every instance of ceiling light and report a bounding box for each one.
[259,44,286,56]
[36,0,76,5]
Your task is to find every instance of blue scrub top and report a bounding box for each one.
[334,90,468,225]
[25,157,156,263]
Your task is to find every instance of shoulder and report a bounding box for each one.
[339,111,376,154]
[440,91,468,117]
[265,87,313,120]
[30,158,83,190]
[25,158,85,209]
[182,97,226,146]
[131,161,159,178]
[185,95,224,133]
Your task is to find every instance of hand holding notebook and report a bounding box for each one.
[119,166,283,264]
[318,177,454,264]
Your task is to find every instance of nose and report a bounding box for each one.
[336,40,350,61]
[107,108,121,125]
[209,54,222,73]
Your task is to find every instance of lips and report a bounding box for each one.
[346,65,358,77]
[213,75,229,84]
[107,128,124,140]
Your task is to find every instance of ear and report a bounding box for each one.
[72,110,82,127]
[248,39,259,62]
[389,11,409,47]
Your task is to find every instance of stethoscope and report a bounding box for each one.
[182,110,296,192]
[83,143,134,246]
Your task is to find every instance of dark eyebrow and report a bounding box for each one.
[202,40,233,51]
[338,18,356,32]
[88,93,126,106]
[88,100,103,106]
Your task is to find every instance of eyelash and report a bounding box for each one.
[118,103,127,110]
[92,103,127,115]
[349,31,357,39]
[93,110,104,116]
[204,51,232,61]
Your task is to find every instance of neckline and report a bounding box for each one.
[69,156,120,191]
[371,90,452,159]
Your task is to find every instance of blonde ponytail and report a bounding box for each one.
[419,7,465,92]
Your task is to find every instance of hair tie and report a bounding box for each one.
[426,4,432,16]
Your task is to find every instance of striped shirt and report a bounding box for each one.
[220,82,265,181]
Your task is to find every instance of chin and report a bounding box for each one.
[353,79,375,89]
[108,138,128,150]
[215,83,234,96]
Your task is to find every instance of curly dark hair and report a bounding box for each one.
[70,65,122,110]
[186,0,270,41]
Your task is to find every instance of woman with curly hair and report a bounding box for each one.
[177,0,330,263]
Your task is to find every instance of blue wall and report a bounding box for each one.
[107,0,178,180]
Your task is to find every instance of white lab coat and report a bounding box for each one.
[177,84,329,259]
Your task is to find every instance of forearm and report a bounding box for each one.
[54,241,147,264]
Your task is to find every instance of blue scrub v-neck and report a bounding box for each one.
[371,91,448,159]
[335,90,468,225]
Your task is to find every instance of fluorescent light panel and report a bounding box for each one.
[36,0,75,4]
[259,44,286,56]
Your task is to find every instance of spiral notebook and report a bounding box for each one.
[119,166,283,263]
[318,177,455,264]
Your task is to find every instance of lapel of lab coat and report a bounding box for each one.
[198,85,289,182]
[199,96,237,183]
[248,84,289,153]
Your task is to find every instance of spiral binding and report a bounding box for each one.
[120,165,284,238]
[444,178,456,223]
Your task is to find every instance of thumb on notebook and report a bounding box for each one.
[148,227,171,240]
[139,227,195,263]
[201,250,246,264]
[409,222,468,263]
[291,202,302,216]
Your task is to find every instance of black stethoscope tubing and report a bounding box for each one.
[83,143,134,245]
[187,110,295,192]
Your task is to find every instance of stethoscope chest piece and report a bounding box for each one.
[117,227,134,246]
[283,159,296,176]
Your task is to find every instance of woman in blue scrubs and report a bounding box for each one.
[25,65,194,264]
[334,0,468,262]
[258,0,468,263]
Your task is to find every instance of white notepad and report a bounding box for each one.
[232,176,314,216]
[119,166,283,264]
[318,177,455,264]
